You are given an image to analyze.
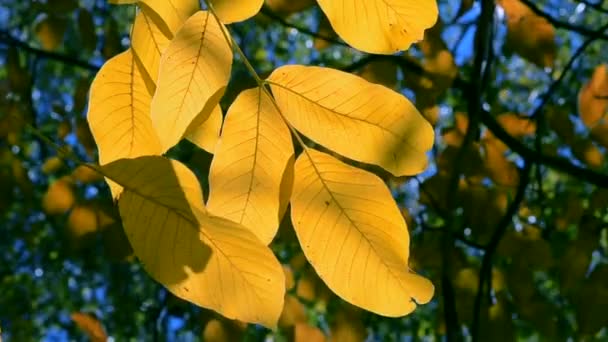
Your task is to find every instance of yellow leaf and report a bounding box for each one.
[131,10,171,93]
[186,105,223,154]
[138,0,200,38]
[43,178,75,215]
[579,64,608,128]
[290,149,434,316]
[268,65,434,176]
[207,88,293,244]
[87,49,162,198]
[209,0,264,23]
[71,312,107,342]
[203,318,245,342]
[151,10,233,152]
[292,322,327,342]
[316,0,438,54]
[500,0,556,67]
[102,156,284,327]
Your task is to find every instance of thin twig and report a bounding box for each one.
[518,0,608,40]
[470,161,532,341]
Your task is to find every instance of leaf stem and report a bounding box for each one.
[202,0,311,153]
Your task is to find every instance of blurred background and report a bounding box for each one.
[1,0,607,340]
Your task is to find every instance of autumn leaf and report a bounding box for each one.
[186,105,223,154]
[207,88,294,244]
[86,49,161,197]
[209,0,264,23]
[151,10,233,152]
[316,0,438,54]
[101,156,284,327]
[500,0,556,67]
[137,0,200,38]
[268,65,434,176]
[131,10,171,93]
[290,149,434,316]
[71,312,107,342]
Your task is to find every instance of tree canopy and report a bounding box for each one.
[1,0,607,340]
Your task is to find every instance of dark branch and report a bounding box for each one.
[574,0,608,14]
[471,161,532,341]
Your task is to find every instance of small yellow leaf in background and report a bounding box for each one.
[186,105,223,154]
[102,156,284,327]
[268,65,434,176]
[71,312,107,342]
[316,0,438,54]
[151,10,233,152]
[500,0,556,68]
[578,64,608,149]
[209,0,264,23]
[207,88,294,244]
[131,10,171,93]
[34,14,68,50]
[291,323,327,342]
[87,49,161,197]
[43,178,75,215]
[138,0,200,38]
[290,149,434,316]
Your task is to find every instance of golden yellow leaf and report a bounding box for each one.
[203,318,245,342]
[34,15,68,50]
[41,156,64,174]
[87,49,162,197]
[268,65,434,176]
[290,149,434,316]
[316,0,438,54]
[209,0,264,23]
[43,178,75,215]
[279,295,307,328]
[579,65,608,126]
[207,88,293,244]
[137,0,200,38]
[151,10,233,152]
[131,10,171,93]
[186,105,223,154]
[71,312,107,342]
[500,0,556,67]
[292,323,327,342]
[70,165,103,184]
[102,156,284,327]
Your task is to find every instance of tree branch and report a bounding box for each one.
[518,0,608,40]
[0,30,100,71]
[471,161,532,341]
[575,0,608,14]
